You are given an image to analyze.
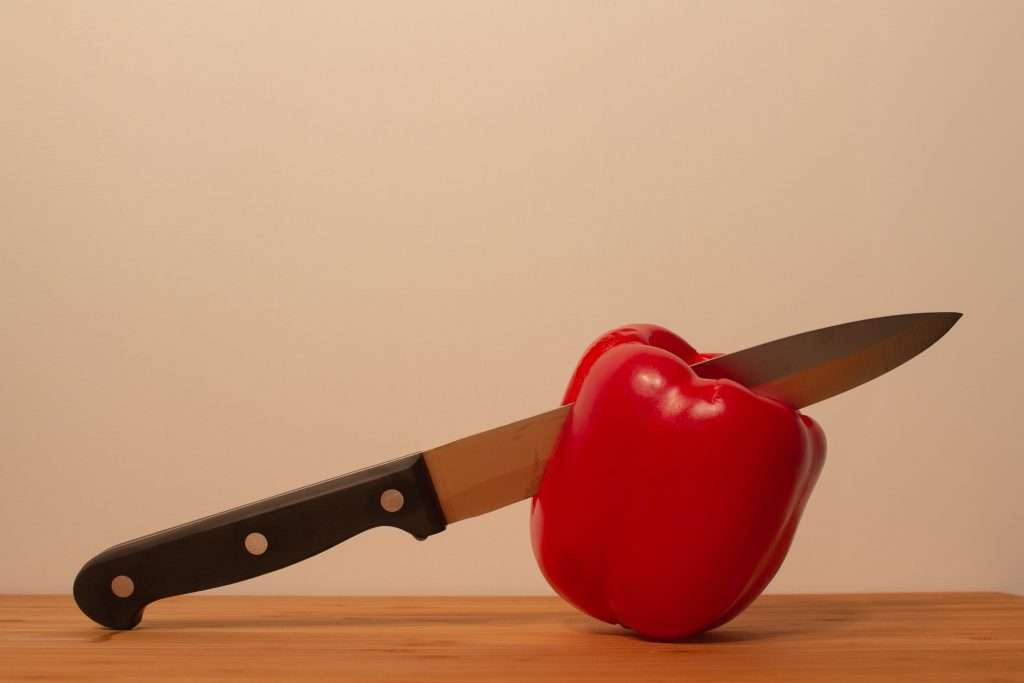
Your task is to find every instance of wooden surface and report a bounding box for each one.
[1,594,1021,681]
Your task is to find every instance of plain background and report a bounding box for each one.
[2,1,1021,596]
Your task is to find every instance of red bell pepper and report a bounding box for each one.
[531,324,826,640]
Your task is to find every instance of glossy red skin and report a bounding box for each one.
[531,325,826,640]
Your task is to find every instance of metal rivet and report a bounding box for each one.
[111,575,134,598]
[380,489,404,513]
[244,532,268,556]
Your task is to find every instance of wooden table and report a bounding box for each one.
[2,593,1021,681]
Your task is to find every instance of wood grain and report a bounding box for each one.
[1,594,1021,681]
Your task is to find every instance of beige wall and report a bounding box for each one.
[2,1,1021,597]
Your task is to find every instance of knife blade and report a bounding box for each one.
[691,312,962,409]
[74,312,959,629]
[425,311,961,522]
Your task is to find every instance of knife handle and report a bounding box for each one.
[73,453,446,629]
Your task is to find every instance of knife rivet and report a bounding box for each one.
[244,532,269,556]
[111,575,134,598]
[380,489,404,513]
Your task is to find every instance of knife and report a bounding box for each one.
[73,312,960,629]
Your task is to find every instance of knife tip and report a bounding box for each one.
[926,311,962,334]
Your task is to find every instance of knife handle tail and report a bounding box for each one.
[73,453,446,630]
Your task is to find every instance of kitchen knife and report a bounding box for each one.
[73,311,960,629]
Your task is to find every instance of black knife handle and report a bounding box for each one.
[73,453,446,629]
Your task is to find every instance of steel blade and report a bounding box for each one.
[424,312,960,523]
[690,312,961,409]
[424,405,571,523]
